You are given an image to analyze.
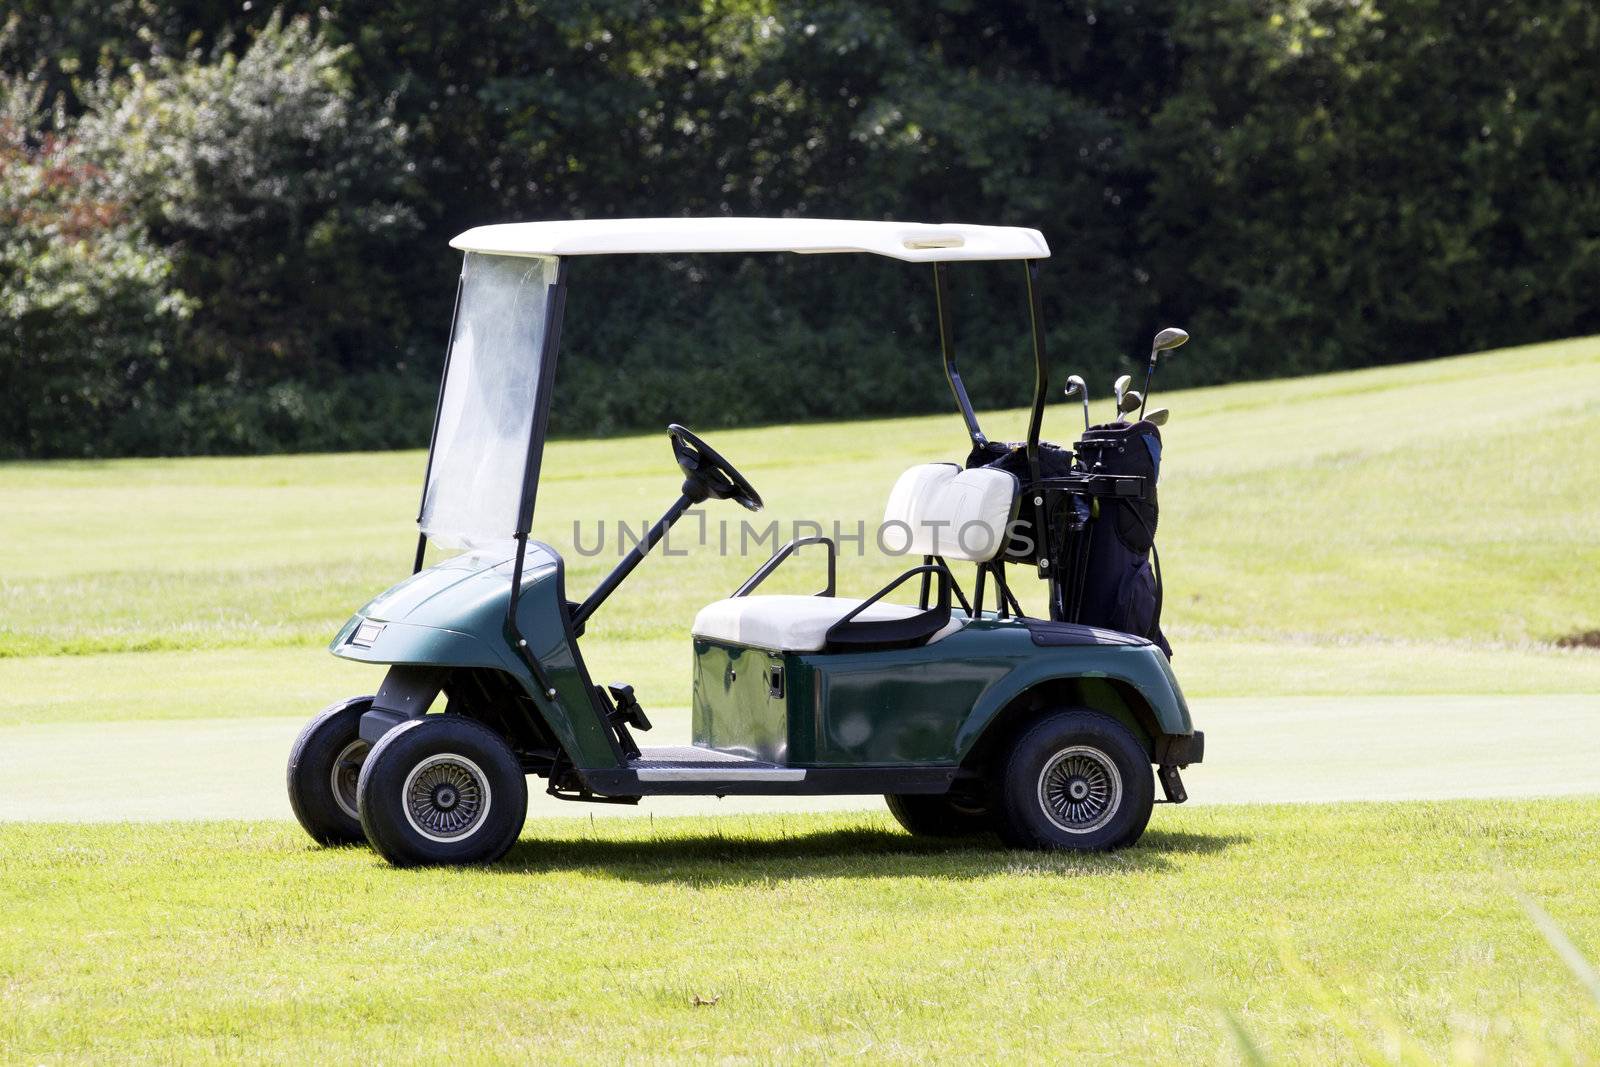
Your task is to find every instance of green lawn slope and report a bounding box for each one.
[2,333,1597,717]
[2,339,1599,1063]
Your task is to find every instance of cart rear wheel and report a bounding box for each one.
[356,716,527,867]
[286,696,374,846]
[994,708,1153,851]
[884,791,994,838]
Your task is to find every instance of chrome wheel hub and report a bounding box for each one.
[330,739,370,821]
[1037,745,1122,834]
[403,754,491,843]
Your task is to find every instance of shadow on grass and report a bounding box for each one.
[496,825,1247,883]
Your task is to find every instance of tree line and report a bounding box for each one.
[3,1,1595,458]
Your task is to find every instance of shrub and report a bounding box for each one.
[77,12,420,388]
[0,78,189,459]
[1142,0,1600,383]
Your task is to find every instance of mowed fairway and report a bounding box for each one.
[2,336,1599,1061]
[2,803,1599,1062]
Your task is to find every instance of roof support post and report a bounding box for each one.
[513,258,572,537]
[933,263,986,448]
[1023,260,1048,481]
[506,259,571,698]
[1023,260,1051,578]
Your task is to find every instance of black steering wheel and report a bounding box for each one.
[668,424,763,512]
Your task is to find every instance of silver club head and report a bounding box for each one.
[1139,328,1188,420]
[1151,327,1189,354]
[1112,373,1132,403]
[1117,390,1142,420]
[1067,374,1091,431]
[1145,407,1169,426]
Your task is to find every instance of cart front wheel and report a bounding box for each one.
[356,716,527,867]
[286,696,374,846]
[884,790,994,838]
[994,709,1154,851]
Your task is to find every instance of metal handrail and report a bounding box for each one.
[732,536,837,598]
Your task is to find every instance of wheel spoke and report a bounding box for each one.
[1035,745,1124,835]
[402,754,492,841]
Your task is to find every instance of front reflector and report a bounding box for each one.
[350,621,386,648]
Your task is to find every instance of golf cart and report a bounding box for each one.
[286,217,1203,866]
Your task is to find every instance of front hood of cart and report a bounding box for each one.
[329,540,562,663]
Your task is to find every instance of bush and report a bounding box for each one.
[1142,0,1600,383]
[0,12,431,458]
[0,78,188,459]
[77,12,419,387]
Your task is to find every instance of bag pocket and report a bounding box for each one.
[1112,558,1157,637]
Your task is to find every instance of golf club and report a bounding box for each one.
[1064,374,1090,432]
[1117,390,1142,423]
[1111,373,1131,422]
[1138,327,1188,420]
[1145,407,1169,427]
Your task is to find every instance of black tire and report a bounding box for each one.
[356,715,527,867]
[993,708,1154,851]
[884,790,995,838]
[286,696,375,846]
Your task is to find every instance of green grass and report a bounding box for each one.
[3,799,1598,1063]
[7,639,1600,729]
[2,334,1598,713]
[4,338,1600,1062]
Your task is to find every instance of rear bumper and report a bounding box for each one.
[1156,730,1204,766]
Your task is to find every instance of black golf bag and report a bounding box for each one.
[1064,421,1171,655]
[967,428,1171,655]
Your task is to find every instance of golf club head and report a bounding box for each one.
[1145,407,1170,426]
[1151,327,1189,355]
[1111,374,1132,422]
[1140,328,1187,418]
[1067,374,1091,431]
[1117,390,1142,420]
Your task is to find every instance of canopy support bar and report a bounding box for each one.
[1023,260,1050,576]
[512,259,571,537]
[1023,260,1048,477]
[933,263,986,448]
[506,259,571,698]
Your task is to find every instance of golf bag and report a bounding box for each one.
[1065,421,1171,656]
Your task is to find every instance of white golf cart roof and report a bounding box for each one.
[450,217,1049,263]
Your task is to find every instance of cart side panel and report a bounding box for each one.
[691,639,790,763]
[793,627,1018,766]
[788,621,1193,768]
[512,561,624,769]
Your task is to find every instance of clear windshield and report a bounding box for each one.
[419,252,559,548]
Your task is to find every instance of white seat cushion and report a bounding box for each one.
[692,594,962,653]
[883,463,1019,562]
